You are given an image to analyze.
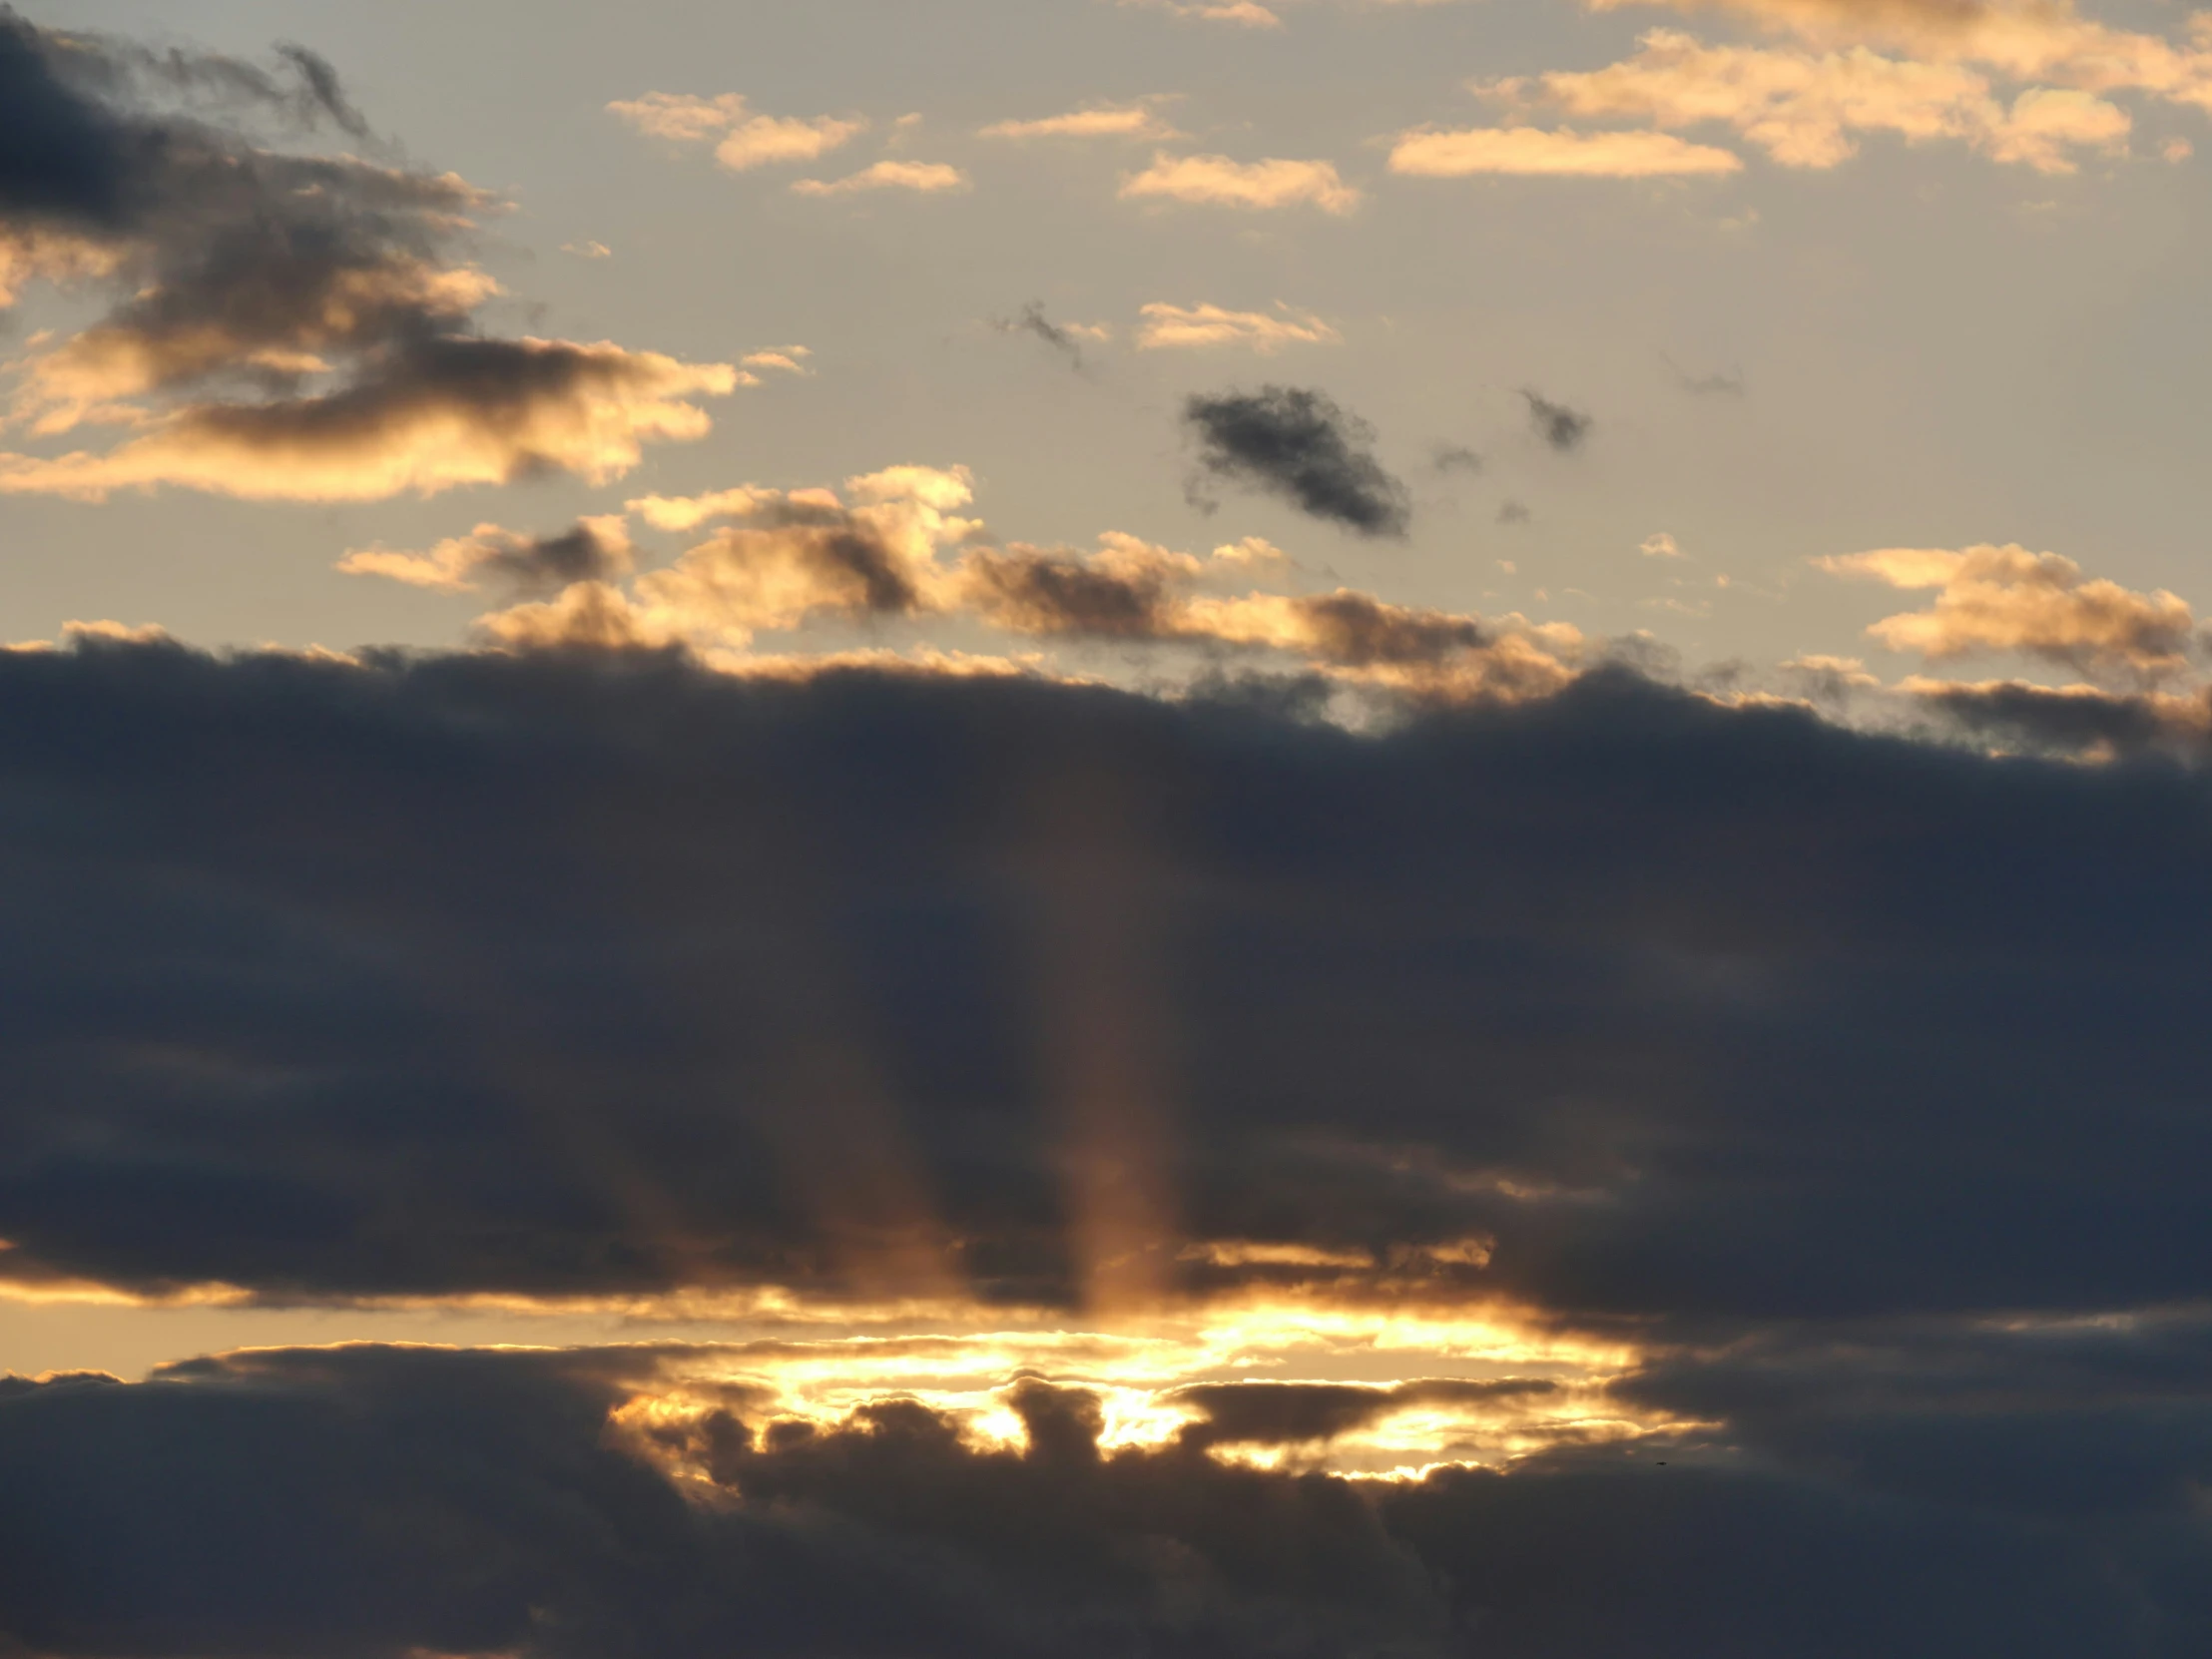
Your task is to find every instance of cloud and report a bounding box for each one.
[561,240,613,260]
[7,639,2212,1363]
[995,302,1098,370]
[1119,153,1362,212]
[1641,532,1684,558]
[1431,444,1483,473]
[1910,675,2212,758]
[1388,125,1745,177]
[0,15,735,500]
[1816,543,2200,683]
[1117,0,1286,25]
[1585,0,2212,116]
[792,161,970,197]
[0,335,739,502]
[1491,31,2131,173]
[1184,385,1411,536]
[338,516,635,597]
[1522,388,1593,451]
[979,102,1182,140]
[1136,302,1342,352]
[606,92,865,170]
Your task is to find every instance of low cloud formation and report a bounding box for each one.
[1493,31,2132,173]
[792,161,971,197]
[0,14,735,501]
[1912,675,2212,759]
[1818,543,2200,683]
[1136,301,1341,352]
[1184,385,1412,536]
[980,101,1182,140]
[1119,153,1361,212]
[607,91,866,170]
[1389,125,1744,176]
[1522,388,1593,451]
[338,516,636,597]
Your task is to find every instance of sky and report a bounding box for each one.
[4,0,2212,1653]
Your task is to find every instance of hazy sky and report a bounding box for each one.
[7,3,2212,1653]
[8,0,2211,707]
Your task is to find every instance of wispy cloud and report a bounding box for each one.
[1120,152,1361,210]
[607,92,866,170]
[1390,124,1744,176]
[1136,302,1342,352]
[792,161,971,196]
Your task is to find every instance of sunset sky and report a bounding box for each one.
[5,0,2212,1652]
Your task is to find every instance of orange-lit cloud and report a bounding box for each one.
[1135,301,1343,351]
[1117,0,1286,25]
[1817,543,2200,682]
[1389,124,1745,176]
[607,92,867,169]
[980,102,1184,140]
[792,161,972,196]
[1492,30,2130,171]
[0,338,738,503]
[337,515,635,595]
[1119,152,1362,211]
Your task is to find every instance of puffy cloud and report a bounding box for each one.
[1817,543,2200,682]
[1494,31,2130,172]
[792,161,971,196]
[1184,385,1411,536]
[979,102,1182,140]
[1388,125,1744,176]
[338,515,635,597]
[0,16,735,500]
[1136,301,1343,352]
[1641,532,1684,558]
[606,92,865,170]
[1119,152,1362,212]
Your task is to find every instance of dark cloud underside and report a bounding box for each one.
[1,642,2209,1326]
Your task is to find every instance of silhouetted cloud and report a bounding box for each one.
[996,301,1089,369]
[1183,385,1411,536]
[1521,388,1592,451]
[0,12,733,500]
[1,1343,2204,1658]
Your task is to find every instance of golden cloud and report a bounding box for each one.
[1135,301,1344,351]
[1119,152,1362,211]
[1388,124,1745,176]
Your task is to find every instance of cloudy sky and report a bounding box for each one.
[5,0,2212,1652]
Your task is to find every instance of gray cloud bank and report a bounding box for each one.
[2,1339,2207,1659]
[2,639,2210,1320]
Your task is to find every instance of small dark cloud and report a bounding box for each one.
[1497,500,1531,525]
[961,548,1179,639]
[1183,385,1411,537]
[996,301,1086,371]
[1171,1379,1556,1448]
[1430,444,1482,475]
[1520,388,1592,452]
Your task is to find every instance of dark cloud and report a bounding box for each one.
[1520,388,1592,452]
[960,547,1181,638]
[0,12,729,499]
[1183,386,1411,538]
[1429,443,1482,474]
[476,522,631,598]
[1,1344,2202,1659]
[1496,499,1530,524]
[3,642,2212,1330]
[1916,678,2212,759]
[996,301,1086,370]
